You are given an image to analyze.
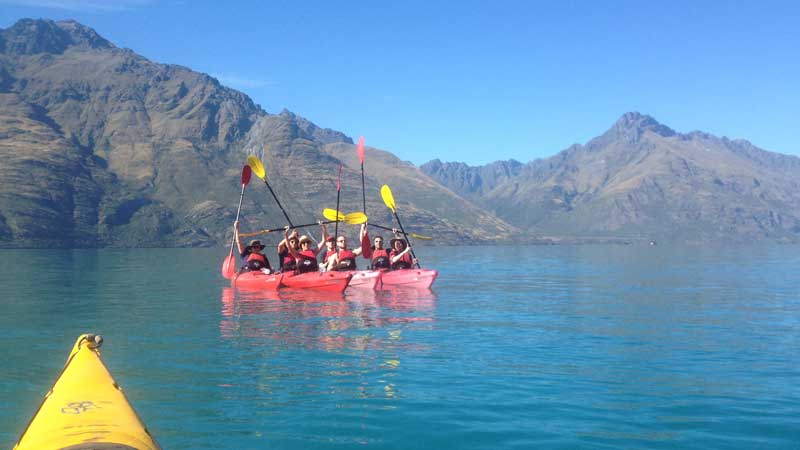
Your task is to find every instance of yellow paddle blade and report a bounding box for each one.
[409,232,433,240]
[345,212,368,224]
[247,155,266,180]
[323,208,345,221]
[381,185,396,213]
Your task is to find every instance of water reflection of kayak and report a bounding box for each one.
[13,334,160,450]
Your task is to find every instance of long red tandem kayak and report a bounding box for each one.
[281,271,352,293]
[231,271,283,291]
[380,268,438,289]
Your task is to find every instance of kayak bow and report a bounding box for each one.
[231,271,283,291]
[14,334,160,450]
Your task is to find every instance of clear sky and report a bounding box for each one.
[1,0,798,165]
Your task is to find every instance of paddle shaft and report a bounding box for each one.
[334,167,342,257]
[228,182,247,257]
[262,179,294,227]
[368,223,407,235]
[240,220,335,238]
[361,163,366,213]
[391,211,420,268]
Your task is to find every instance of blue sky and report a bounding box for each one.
[1,0,798,165]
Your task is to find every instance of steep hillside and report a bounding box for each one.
[422,113,800,242]
[0,18,515,247]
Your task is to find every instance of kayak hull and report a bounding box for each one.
[14,334,160,450]
[345,270,382,290]
[380,269,438,289]
[231,271,283,291]
[282,271,353,293]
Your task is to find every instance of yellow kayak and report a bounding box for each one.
[14,334,160,450]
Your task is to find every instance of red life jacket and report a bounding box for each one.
[296,249,319,274]
[371,248,390,269]
[245,252,271,272]
[390,251,412,270]
[334,249,357,271]
[279,249,297,271]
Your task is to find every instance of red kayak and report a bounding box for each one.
[282,271,352,293]
[380,269,438,289]
[345,270,382,290]
[231,271,283,291]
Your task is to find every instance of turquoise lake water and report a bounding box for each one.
[0,245,798,449]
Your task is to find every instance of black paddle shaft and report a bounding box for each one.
[392,211,421,268]
[361,164,367,213]
[334,171,341,258]
[263,179,294,227]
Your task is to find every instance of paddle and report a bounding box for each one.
[358,136,366,213]
[355,136,374,258]
[221,165,252,279]
[322,209,368,224]
[247,155,294,227]
[381,184,421,267]
[239,214,368,238]
[334,165,342,257]
[368,223,433,240]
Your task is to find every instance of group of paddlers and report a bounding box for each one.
[234,220,416,275]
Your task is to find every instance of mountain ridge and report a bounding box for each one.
[421,112,800,242]
[0,18,517,248]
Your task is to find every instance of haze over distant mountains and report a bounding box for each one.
[422,112,800,242]
[1,18,798,247]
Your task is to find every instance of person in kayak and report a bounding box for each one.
[370,235,391,269]
[234,221,273,273]
[283,223,329,274]
[324,223,368,271]
[318,236,335,271]
[277,228,300,272]
[389,237,417,269]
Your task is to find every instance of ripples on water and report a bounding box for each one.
[0,245,798,449]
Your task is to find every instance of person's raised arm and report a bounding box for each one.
[315,221,329,254]
[352,223,366,256]
[235,221,245,255]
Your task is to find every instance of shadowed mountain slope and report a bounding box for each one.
[0,18,515,247]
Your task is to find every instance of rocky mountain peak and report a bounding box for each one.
[0,18,113,55]
[613,111,676,138]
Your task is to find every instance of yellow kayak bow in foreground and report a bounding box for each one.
[14,334,160,450]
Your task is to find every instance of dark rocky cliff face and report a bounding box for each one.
[422,112,800,242]
[0,19,516,247]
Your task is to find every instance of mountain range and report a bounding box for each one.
[422,113,800,242]
[0,18,513,248]
[1,18,798,247]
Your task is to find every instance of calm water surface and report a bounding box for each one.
[0,245,798,449]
